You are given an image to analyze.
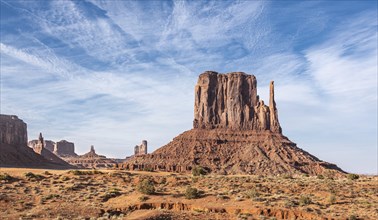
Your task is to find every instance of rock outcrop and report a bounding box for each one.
[0,114,73,169]
[64,145,116,168]
[0,115,28,147]
[193,72,281,132]
[134,140,148,156]
[54,140,77,157]
[29,133,73,167]
[121,71,345,176]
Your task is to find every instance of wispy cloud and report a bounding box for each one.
[1,0,376,173]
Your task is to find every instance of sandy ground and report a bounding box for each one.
[0,168,377,220]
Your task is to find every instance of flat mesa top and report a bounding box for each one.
[199,71,255,77]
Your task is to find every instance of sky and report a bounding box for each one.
[0,0,377,174]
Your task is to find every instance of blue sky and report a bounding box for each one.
[1,0,377,174]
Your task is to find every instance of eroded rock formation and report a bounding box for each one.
[134,140,148,156]
[121,71,344,176]
[54,140,77,157]
[0,115,27,147]
[29,133,73,167]
[64,145,116,168]
[193,71,281,132]
[0,114,73,169]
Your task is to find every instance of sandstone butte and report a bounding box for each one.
[0,114,73,169]
[121,71,345,176]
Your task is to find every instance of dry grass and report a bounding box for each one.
[0,168,377,220]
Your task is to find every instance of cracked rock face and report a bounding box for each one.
[193,71,281,132]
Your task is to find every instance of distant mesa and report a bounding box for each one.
[121,71,345,176]
[0,114,73,169]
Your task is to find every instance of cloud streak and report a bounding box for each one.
[1,0,376,173]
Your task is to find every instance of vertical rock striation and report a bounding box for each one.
[193,71,281,133]
[0,115,28,147]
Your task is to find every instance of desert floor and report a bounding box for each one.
[0,168,377,220]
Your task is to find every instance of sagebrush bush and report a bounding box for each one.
[347,174,359,180]
[299,195,312,206]
[185,186,200,199]
[137,179,155,195]
[191,166,206,176]
[0,173,13,181]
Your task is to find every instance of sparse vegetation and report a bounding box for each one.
[137,179,155,195]
[347,174,359,180]
[184,186,200,199]
[24,172,43,180]
[142,167,154,172]
[317,174,325,179]
[244,188,260,199]
[42,194,60,202]
[299,195,312,206]
[102,188,121,202]
[191,166,207,176]
[328,193,336,205]
[69,170,104,175]
[138,195,149,202]
[0,169,376,219]
[0,173,13,181]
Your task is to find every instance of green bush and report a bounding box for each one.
[184,186,200,199]
[347,174,359,180]
[137,179,155,195]
[192,166,207,176]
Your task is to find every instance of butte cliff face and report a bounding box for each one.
[0,114,73,169]
[121,72,344,176]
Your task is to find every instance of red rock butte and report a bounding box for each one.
[121,71,345,176]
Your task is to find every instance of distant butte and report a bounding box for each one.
[121,71,345,176]
[0,114,73,169]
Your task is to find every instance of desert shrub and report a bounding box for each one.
[43,171,52,175]
[281,174,293,179]
[348,215,358,220]
[24,172,43,180]
[102,188,121,202]
[42,194,60,202]
[244,188,260,199]
[347,174,359,180]
[317,174,324,179]
[284,199,297,208]
[328,193,336,205]
[0,173,13,181]
[137,179,155,195]
[69,170,103,175]
[192,166,207,176]
[138,195,149,202]
[142,167,154,172]
[184,186,200,199]
[299,195,312,206]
